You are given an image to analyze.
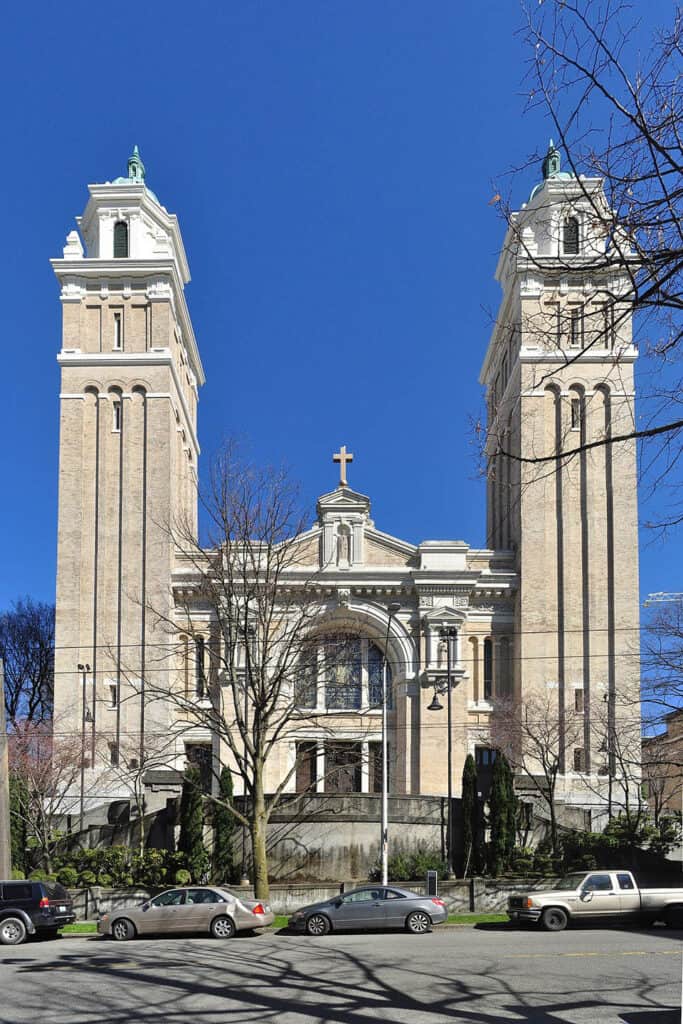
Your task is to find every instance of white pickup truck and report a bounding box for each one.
[507,869,683,931]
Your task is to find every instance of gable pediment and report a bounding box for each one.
[316,486,371,520]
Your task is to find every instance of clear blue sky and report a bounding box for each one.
[0,1,677,610]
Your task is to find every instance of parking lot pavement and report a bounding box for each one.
[1,924,680,1023]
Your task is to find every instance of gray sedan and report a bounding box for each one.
[288,885,448,936]
[98,886,274,941]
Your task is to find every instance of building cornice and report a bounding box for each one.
[50,257,205,387]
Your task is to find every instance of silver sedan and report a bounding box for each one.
[98,886,274,941]
[288,885,448,935]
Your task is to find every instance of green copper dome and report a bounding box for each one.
[529,139,574,201]
[112,145,160,204]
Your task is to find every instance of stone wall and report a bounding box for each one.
[69,877,557,920]
[260,793,446,881]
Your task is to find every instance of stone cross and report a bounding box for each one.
[333,445,354,487]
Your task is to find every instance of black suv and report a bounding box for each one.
[0,880,75,945]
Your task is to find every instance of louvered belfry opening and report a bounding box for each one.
[563,216,579,255]
[113,220,129,258]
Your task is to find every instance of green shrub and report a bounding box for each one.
[57,867,79,888]
[11,869,25,880]
[174,869,192,885]
[510,847,534,873]
[532,853,553,875]
[97,874,113,887]
[213,767,239,884]
[131,848,169,887]
[78,871,97,886]
[178,765,210,883]
[369,847,446,882]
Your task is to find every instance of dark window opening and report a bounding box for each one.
[483,638,493,700]
[186,743,212,793]
[195,637,206,698]
[295,741,317,793]
[475,747,497,768]
[325,742,362,793]
[563,217,579,255]
[369,741,388,794]
[569,308,583,347]
[113,221,129,258]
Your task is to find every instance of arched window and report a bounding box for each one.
[563,217,579,255]
[113,221,129,258]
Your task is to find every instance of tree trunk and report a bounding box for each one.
[250,777,269,900]
[548,793,558,860]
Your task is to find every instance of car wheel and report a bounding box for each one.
[305,914,331,936]
[541,907,568,932]
[0,917,27,946]
[405,911,432,935]
[211,915,236,939]
[111,918,136,941]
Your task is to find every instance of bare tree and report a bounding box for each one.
[490,694,584,857]
[133,443,365,899]
[641,729,683,826]
[8,720,82,873]
[1,598,54,726]
[642,601,683,714]
[490,2,683,526]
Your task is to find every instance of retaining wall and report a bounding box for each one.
[69,876,556,920]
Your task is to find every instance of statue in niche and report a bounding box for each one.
[337,524,352,567]
[438,638,448,668]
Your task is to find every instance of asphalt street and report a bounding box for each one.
[1,923,680,1023]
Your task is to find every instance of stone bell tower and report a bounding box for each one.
[480,142,641,818]
[51,148,204,804]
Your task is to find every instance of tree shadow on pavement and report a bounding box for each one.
[5,934,679,1024]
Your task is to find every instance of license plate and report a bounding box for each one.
[58,905,67,913]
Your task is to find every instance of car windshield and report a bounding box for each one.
[552,873,588,891]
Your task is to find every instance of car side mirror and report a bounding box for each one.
[580,890,593,902]
[141,902,150,912]
[334,898,343,908]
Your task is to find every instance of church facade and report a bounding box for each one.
[51,145,641,835]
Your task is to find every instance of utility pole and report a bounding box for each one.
[0,660,11,877]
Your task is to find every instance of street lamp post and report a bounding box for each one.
[381,601,401,886]
[77,663,92,834]
[427,627,457,877]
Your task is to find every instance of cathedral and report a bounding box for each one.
[51,144,641,861]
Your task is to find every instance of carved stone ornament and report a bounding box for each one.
[337,588,351,607]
